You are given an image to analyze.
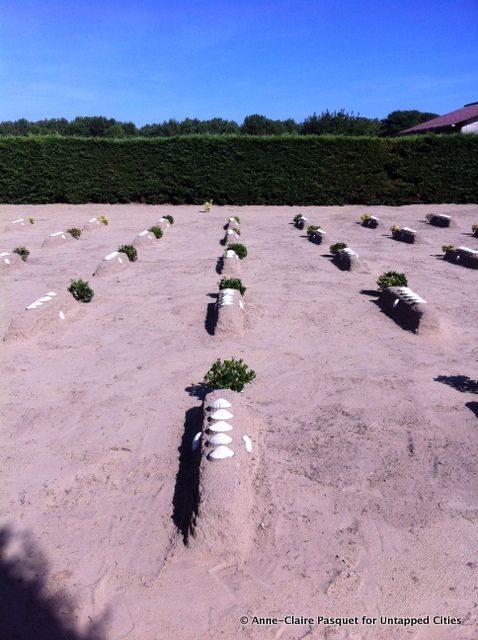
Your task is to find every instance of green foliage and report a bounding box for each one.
[0,136,477,205]
[203,199,213,211]
[390,224,400,233]
[377,271,408,290]
[118,244,137,262]
[307,224,319,236]
[330,242,347,255]
[28,216,35,224]
[13,246,29,261]
[293,213,304,223]
[227,243,247,259]
[218,277,246,295]
[99,215,109,225]
[232,215,240,223]
[360,213,371,222]
[163,214,174,224]
[380,110,439,136]
[442,244,455,253]
[68,278,94,303]
[148,226,163,239]
[67,227,81,238]
[472,224,478,232]
[203,357,256,392]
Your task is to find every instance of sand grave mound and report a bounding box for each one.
[0,251,23,270]
[221,249,242,277]
[223,229,241,246]
[332,247,362,271]
[3,218,29,233]
[215,288,245,336]
[82,217,102,231]
[93,251,130,277]
[361,216,379,228]
[191,389,259,560]
[308,228,327,244]
[133,230,156,248]
[294,216,308,230]
[41,231,72,248]
[392,227,417,244]
[445,246,478,269]
[426,213,452,228]
[4,290,84,342]
[378,286,440,335]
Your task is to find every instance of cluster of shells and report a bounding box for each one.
[25,290,66,320]
[196,397,252,461]
[392,286,427,306]
[218,287,244,310]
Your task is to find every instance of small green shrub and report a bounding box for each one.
[377,271,408,290]
[148,226,163,239]
[472,224,478,232]
[163,215,174,224]
[227,243,247,259]
[118,244,138,262]
[67,227,81,239]
[390,224,400,233]
[28,217,35,224]
[203,357,256,392]
[218,277,246,295]
[68,279,94,303]
[13,246,29,262]
[293,213,304,224]
[203,200,213,212]
[99,215,109,225]
[330,242,347,255]
[307,224,319,236]
[442,244,454,253]
[360,213,371,222]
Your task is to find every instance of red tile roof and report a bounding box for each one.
[400,102,478,134]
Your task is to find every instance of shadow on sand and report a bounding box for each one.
[434,375,478,394]
[0,527,108,640]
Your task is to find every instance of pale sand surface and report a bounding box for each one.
[1,203,477,639]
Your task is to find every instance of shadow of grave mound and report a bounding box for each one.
[377,287,439,335]
[0,527,108,640]
[171,407,203,545]
[466,401,478,418]
[434,375,478,394]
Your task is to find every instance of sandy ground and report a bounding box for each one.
[1,203,477,640]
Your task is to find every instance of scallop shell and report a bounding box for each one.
[243,435,252,453]
[208,433,233,446]
[207,420,233,432]
[191,431,202,451]
[210,409,233,420]
[58,311,65,320]
[208,445,234,460]
[210,398,232,409]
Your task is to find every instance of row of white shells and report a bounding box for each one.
[393,287,427,304]
[218,288,244,310]
[25,291,66,319]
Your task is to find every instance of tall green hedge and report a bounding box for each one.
[0,135,476,205]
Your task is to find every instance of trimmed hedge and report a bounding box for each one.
[0,135,477,205]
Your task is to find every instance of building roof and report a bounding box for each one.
[400,102,478,135]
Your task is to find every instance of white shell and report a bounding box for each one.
[192,431,202,451]
[89,217,99,223]
[38,296,53,302]
[220,288,236,295]
[46,292,57,297]
[26,302,42,310]
[219,301,234,306]
[210,398,232,409]
[208,433,233,446]
[239,300,244,310]
[225,250,237,258]
[58,310,65,320]
[0,252,10,257]
[208,420,233,432]
[210,409,233,420]
[138,230,149,236]
[4,258,10,264]
[11,218,24,224]
[50,231,65,237]
[243,435,252,453]
[118,257,123,263]
[208,445,234,460]
[105,251,120,260]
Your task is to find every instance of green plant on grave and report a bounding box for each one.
[360,213,372,222]
[68,279,94,303]
[13,246,29,262]
[203,357,256,393]
[442,244,454,253]
[390,224,400,233]
[293,213,304,224]
[218,277,246,296]
[307,224,320,236]
[203,200,213,212]
[118,244,138,262]
[227,243,247,259]
[28,217,35,224]
[472,224,478,233]
[99,215,109,225]
[377,271,408,290]
[163,215,174,224]
[67,227,81,239]
[329,242,347,255]
[148,226,163,239]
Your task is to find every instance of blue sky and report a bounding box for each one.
[1,0,477,124]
